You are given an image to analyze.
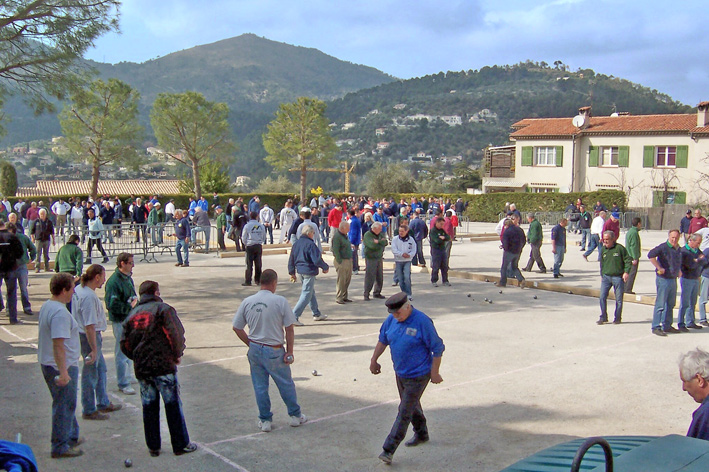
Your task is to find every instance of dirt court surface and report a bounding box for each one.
[1,224,705,471]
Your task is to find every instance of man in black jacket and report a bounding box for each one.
[497,215,526,288]
[120,281,197,457]
[0,221,25,324]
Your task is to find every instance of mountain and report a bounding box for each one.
[325,62,694,169]
[0,33,395,144]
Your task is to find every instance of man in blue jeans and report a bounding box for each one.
[232,269,307,432]
[677,233,707,331]
[121,280,197,457]
[105,253,138,394]
[551,218,568,278]
[596,231,632,325]
[173,210,190,267]
[497,214,526,288]
[370,292,445,465]
[288,224,329,325]
[648,229,682,336]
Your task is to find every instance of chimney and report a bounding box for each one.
[578,106,592,118]
[698,101,709,127]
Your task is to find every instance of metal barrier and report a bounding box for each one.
[495,211,649,230]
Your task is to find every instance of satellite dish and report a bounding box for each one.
[572,115,586,128]
[610,112,619,117]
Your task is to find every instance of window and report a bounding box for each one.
[656,146,676,167]
[528,187,557,193]
[601,147,619,167]
[534,147,556,166]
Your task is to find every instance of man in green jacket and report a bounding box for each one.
[105,252,137,395]
[523,212,546,273]
[597,231,632,325]
[624,217,642,294]
[215,206,227,251]
[363,222,388,301]
[332,220,353,304]
[54,235,83,277]
[147,202,164,246]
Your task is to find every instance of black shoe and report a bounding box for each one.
[539,269,547,274]
[363,296,371,301]
[241,282,252,286]
[181,264,189,267]
[678,326,690,333]
[378,451,393,464]
[373,294,386,299]
[9,319,24,325]
[687,323,703,330]
[343,299,353,303]
[701,321,709,327]
[652,328,667,337]
[557,273,564,277]
[405,435,429,447]
[102,257,109,263]
[336,300,346,304]
[612,319,622,324]
[23,309,35,316]
[149,449,160,457]
[625,291,635,295]
[553,274,559,278]
[174,443,198,456]
[522,268,531,272]
[51,447,84,458]
[664,326,681,333]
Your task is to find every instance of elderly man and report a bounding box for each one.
[121,280,197,457]
[259,203,275,245]
[279,199,297,244]
[215,206,227,251]
[679,348,709,440]
[33,208,55,272]
[551,218,568,278]
[332,220,353,304]
[370,292,445,464]
[689,209,709,234]
[174,210,190,267]
[648,229,682,336]
[677,233,708,331]
[498,214,526,288]
[242,211,265,286]
[603,212,621,240]
[363,221,388,300]
[38,273,83,458]
[190,207,211,253]
[8,222,35,316]
[408,209,428,268]
[577,205,592,251]
[429,217,451,287]
[288,224,329,324]
[523,212,546,273]
[0,222,24,325]
[596,231,632,325]
[391,224,417,300]
[232,269,307,432]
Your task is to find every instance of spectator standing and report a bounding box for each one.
[33,208,55,273]
[689,209,709,234]
[596,231,632,325]
[348,208,362,275]
[680,210,693,244]
[624,217,642,294]
[241,212,265,286]
[408,209,428,268]
[583,211,606,262]
[677,234,708,331]
[259,203,275,245]
[648,230,682,336]
[551,218,568,278]
[173,210,190,267]
[105,253,138,393]
[8,222,35,316]
[332,220,353,304]
[523,212,546,273]
[498,215,526,288]
[429,217,451,287]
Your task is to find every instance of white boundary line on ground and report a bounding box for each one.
[205,333,651,450]
[197,442,252,472]
[1,325,38,349]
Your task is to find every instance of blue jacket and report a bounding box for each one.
[680,216,693,234]
[551,224,567,246]
[680,245,708,279]
[648,241,682,279]
[408,216,428,242]
[348,217,362,245]
[288,236,329,276]
[174,216,190,240]
[248,198,260,214]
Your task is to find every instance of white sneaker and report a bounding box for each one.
[293,319,304,326]
[313,314,328,321]
[258,420,272,432]
[289,414,308,427]
[119,386,136,395]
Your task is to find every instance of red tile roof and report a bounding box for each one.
[17,180,182,197]
[510,113,708,138]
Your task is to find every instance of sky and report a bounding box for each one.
[86,0,707,106]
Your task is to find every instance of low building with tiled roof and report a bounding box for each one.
[483,103,709,207]
[17,180,181,197]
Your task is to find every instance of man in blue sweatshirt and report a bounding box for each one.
[498,215,526,288]
[648,229,682,336]
[288,224,329,325]
[677,233,708,331]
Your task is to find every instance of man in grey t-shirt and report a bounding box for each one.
[232,269,306,432]
[38,273,83,458]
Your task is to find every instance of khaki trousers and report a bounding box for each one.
[334,258,352,302]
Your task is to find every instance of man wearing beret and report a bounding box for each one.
[370,292,445,465]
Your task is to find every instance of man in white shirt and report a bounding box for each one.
[165,199,176,222]
[583,211,606,262]
[259,203,275,245]
[52,199,71,237]
[279,200,297,244]
[232,269,306,432]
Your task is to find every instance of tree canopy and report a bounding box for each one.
[263,97,337,203]
[0,0,120,131]
[151,91,236,199]
[59,78,143,200]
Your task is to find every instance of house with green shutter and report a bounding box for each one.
[482,103,709,207]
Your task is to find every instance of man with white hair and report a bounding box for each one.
[259,203,275,245]
[288,224,329,325]
[279,200,297,244]
[33,208,55,273]
[677,233,708,331]
[679,348,709,440]
[363,221,388,300]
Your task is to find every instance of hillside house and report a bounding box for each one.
[440,115,462,126]
[482,103,709,207]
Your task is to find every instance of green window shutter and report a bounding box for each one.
[675,192,687,204]
[525,187,531,193]
[676,145,688,168]
[652,191,662,207]
[643,146,655,167]
[618,146,630,167]
[588,146,599,167]
[555,146,563,167]
[552,188,559,193]
[521,146,533,166]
